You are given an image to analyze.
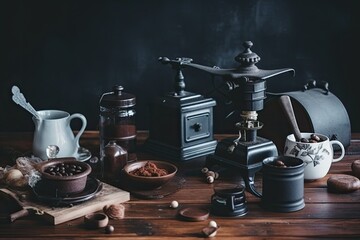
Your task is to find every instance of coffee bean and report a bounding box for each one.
[327,174,360,193]
[300,134,324,143]
[351,160,360,178]
[105,225,114,234]
[274,160,286,168]
[45,163,85,177]
[310,134,321,142]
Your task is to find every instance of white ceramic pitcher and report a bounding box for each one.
[32,110,87,160]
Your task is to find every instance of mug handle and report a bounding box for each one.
[330,140,345,162]
[68,113,87,147]
[244,170,262,198]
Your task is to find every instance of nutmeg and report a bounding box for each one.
[103,204,125,220]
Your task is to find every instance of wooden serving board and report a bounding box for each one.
[2,182,130,225]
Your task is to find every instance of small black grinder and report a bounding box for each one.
[144,57,217,161]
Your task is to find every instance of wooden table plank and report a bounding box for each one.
[1,218,359,239]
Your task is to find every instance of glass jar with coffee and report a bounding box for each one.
[99,85,137,178]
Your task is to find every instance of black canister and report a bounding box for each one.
[99,85,137,178]
[211,185,248,217]
[261,156,305,212]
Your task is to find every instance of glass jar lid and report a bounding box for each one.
[100,85,136,108]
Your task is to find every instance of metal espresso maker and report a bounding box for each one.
[174,41,295,196]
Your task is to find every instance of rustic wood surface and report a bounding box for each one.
[0,182,130,225]
[0,131,359,239]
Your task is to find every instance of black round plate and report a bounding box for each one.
[32,176,102,206]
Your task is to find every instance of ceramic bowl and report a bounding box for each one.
[38,157,92,196]
[84,213,109,229]
[122,160,177,190]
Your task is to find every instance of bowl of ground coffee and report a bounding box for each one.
[123,160,177,190]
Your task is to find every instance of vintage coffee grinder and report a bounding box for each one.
[175,41,295,197]
[144,57,217,161]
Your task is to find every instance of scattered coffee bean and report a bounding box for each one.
[351,160,360,178]
[105,225,114,234]
[327,174,360,193]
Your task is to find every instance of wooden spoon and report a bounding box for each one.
[279,95,302,142]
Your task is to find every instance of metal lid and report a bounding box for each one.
[100,85,136,108]
[165,41,295,80]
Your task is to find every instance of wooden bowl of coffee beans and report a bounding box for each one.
[38,157,91,196]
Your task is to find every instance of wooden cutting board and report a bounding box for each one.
[1,182,130,225]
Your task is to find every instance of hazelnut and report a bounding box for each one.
[4,169,23,183]
[208,220,218,228]
[170,200,179,209]
[206,176,214,184]
[206,171,215,178]
[4,169,27,188]
[103,204,125,220]
[201,167,209,174]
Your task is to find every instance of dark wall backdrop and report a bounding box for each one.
[1,0,359,133]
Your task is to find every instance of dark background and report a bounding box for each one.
[1,0,359,133]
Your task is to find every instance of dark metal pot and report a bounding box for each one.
[251,156,305,212]
[261,156,305,212]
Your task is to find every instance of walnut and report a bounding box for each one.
[103,204,125,220]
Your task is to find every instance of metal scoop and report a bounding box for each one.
[11,85,40,120]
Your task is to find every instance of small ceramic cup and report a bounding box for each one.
[284,133,345,181]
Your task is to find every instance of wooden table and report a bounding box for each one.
[0,131,359,239]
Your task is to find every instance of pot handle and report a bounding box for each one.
[303,79,329,95]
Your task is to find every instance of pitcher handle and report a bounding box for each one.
[68,113,87,148]
[330,140,345,162]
